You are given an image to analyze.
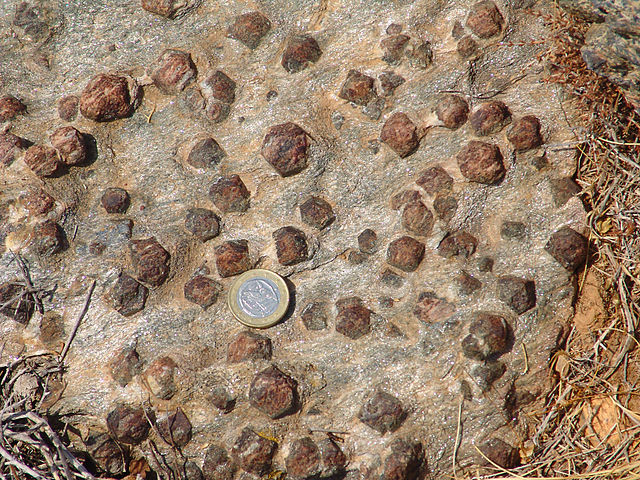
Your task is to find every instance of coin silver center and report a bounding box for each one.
[236,277,281,318]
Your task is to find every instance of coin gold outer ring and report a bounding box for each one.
[228,269,290,328]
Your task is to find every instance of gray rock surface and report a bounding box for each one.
[559,0,640,111]
[0,0,586,477]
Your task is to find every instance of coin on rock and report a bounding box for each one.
[228,269,290,328]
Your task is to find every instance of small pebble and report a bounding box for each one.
[358,390,406,434]
[286,437,321,480]
[106,404,152,445]
[49,126,88,166]
[471,361,506,390]
[379,71,406,97]
[32,220,64,256]
[57,95,78,121]
[301,301,329,330]
[390,190,422,210]
[466,0,505,39]
[232,428,277,476]
[185,207,220,242]
[0,282,34,325]
[339,70,377,106]
[108,273,148,316]
[469,101,511,136]
[261,122,309,177]
[386,23,403,35]
[382,439,425,480]
[273,226,309,265]
[184,275,221,309]
[209,174,250,213]
[380,112,420,158]
[21,189,55,216]
[300,196,335,229]
[435,95,469,129]
[281,35,322,73]
[402,201,434,237]
[85,433,123,475]
[478,256,494,272]
[478,438,520,468]
[545,226,588,271]
[156,408,192,447]
[381,34,410,64]
[457,271,482,295]
[79,73,140,122]
[413,291,455,323]
[498,275,536,314]
[109,345,142,387]
[406,40,433,69]
[0,132,28,166]
[215,240,251,277]
[227,331,272,363]
[358,228,378,254]
[149,49,197,94]
[456,140,505,184]
[24,145,61,177]
[187,137,225,169]
[457,36,479,58]
[417,166,454,195]
[227,11,271,49]
[129,237,170,287]
[387,236,425,272]
[143,356,178,399]
[501,221,526,240]
[507,115,543,151]
[249,365,298,418]
[0,95,26,122]
[438,231,477,258]
[141,0,191,17]
[101,187,130,214]
[433,194,458,222]
[204,445,236,480]
[335,297,372,340]
[461,312,509,360]
[550,177,581,207]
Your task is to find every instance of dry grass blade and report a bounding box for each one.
[1,280,98,479]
